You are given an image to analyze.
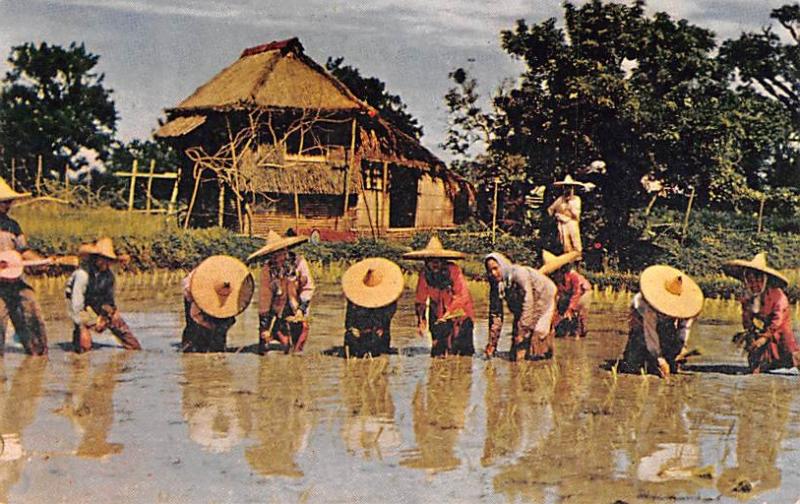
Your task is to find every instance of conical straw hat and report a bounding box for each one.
[538,249,581,276]
[190,255,254,318]
[247,230,308,261]
[342,257,404,308]
[402,236,465,260]
[640,265,704,319]
[553,174,589,189]
[0,178,30,202]
[78,237,117,260]
[722,252,788,288]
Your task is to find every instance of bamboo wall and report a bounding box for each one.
[414,174,455,228]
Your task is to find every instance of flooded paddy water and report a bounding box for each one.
[2,275,800,503]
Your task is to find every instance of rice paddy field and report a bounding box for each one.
[2,273,800,503]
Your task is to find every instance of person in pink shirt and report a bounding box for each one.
[539,250,591,338]
[404,236,475,357]
[723,253,800,374]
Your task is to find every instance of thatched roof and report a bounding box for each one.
[168,38,365,113]
[154,115,206,138]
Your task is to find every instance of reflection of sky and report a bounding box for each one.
[0,0,790,161]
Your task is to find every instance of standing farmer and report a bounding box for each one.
[0,178,48,356]
[722,253,800,374]
[341,257,404,358]
[248,231,314,354]
[65,237,142,353]
[621,265,704,378]
[547,175,588,253]
[484,252,557,361]
[404,236,475,357]
[539,250,591,338]
[182,255,254,352]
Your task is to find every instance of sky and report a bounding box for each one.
[0,0,792,160]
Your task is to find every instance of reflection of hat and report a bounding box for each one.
[0,178,30,202]
[342,257,404,308]
[723,253,788,288]
[78,237,117,260]
[247,230,308,261]
[190,255,254,318]
[402,236,465,260]
[640,265,704,319]
[553,174,589,189]
[538,249,581,276]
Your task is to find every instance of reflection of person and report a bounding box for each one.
[403,236,475,357]
[341,257,403,358]
[0,357,47,501]
[400,358,472,472]
[181,255,254,353]
[249,231,314,354]
[65,238,141,353]
[180,356,245,453]
[340,359,401,459]
[621,265,704,378]
[243,357,312,477]
[547,175,587,253]
[56,352,133,457]
[539,250,591,338]
[722,253,800,373]
[0,178,47,356]
[484,252,557,361]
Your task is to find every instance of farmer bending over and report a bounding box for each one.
[540,250,591,338]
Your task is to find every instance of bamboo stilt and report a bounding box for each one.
[36,155,43,195]
[146,159,156,213]
[342,118,357,229]
[127,159,139,212]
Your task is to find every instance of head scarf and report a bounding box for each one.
[484,252,513,299]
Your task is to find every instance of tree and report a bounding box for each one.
[0,42,117,187]
[325,57,423,139]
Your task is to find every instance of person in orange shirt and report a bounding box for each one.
[404,236,475,357]
[723,253,800,374]
[539,250,591,338]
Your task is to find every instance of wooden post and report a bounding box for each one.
[757,194,766,234]
[127,159,139,211]
[36,155,43,195]
[218,183,226,228]
[64,163,70,190]
[680,185,695,245]
[10,158,15,190]
[168,168,181,218]
[183,167,202,229]
[342,118,357,230]
[381,161,389,235]
[491,177,500,245]
[145,159,156,213]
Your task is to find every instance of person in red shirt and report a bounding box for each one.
[723,253,800,374]
[539,250,591,338]
[404,236,475,357]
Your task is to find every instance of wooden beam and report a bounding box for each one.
[342,118,357,228]
[167,168,181,217]
[36,155,42,195]
[382,161,389,234]
[183,167,202,229]
[115,172,178,180]
[127,159,138,211]
[145,159,156,212]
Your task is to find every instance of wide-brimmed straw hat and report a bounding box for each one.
[553,174,589,189]
[247,230,308,261]
[722,252,788,288]
[640,265,704,319]
[402,236,465,260]
[538,249,581,276]
[0,178,30,202]
[190,255,254,318]
[78,237,117,260]
[342,257,404,309]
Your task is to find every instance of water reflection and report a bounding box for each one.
[340,358,401,460]
[56,352,133,458]
[180,355,245,454]
[243,356,314,478]
[400,358,472,472]
[0,357,47,502]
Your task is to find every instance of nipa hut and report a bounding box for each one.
[155,37,472,237]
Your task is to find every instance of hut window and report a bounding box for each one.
[361,161,384,191]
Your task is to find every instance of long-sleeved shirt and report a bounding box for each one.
[557,270,591,313]
[65,265,116,324]
[414,262,475,322]
[630,292,693,359]
[547,195,581,224]
[740,286,798,360]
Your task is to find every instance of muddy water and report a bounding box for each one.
[1,281,800,503]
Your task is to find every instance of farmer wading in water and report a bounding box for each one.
[484,252,557,361]
[404,236,475,357]
[249,231,315,354]
[723,253,800,374]
[66,237,141,353]
[539,250,592,338]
